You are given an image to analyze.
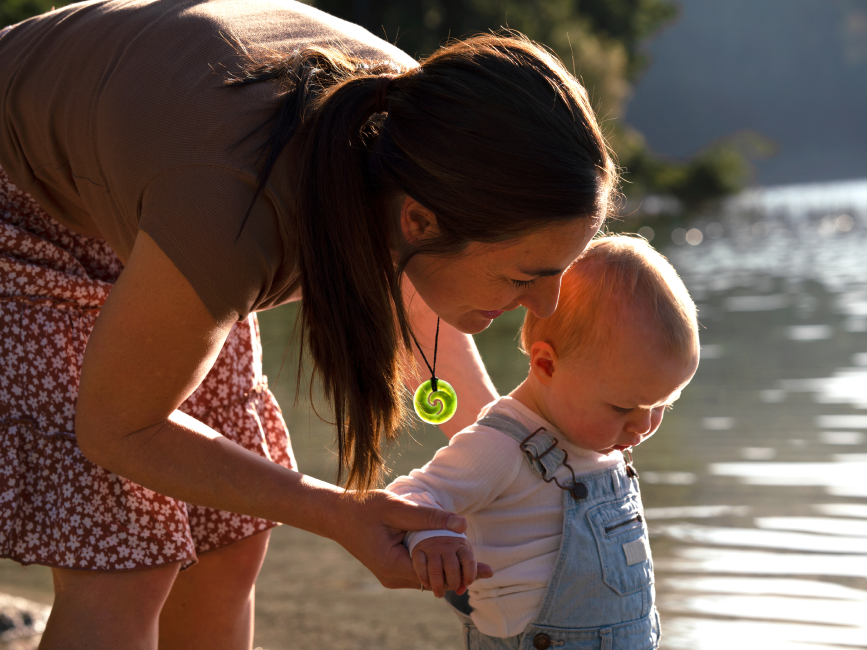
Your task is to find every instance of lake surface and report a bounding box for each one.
[628,210,867,649]
[1,195,865,649]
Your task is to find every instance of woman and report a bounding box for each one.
[0,0,616,648]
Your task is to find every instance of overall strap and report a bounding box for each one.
[477,413,564,479]
[477,413,588,500]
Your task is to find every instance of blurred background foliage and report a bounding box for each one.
[0,0,53,26]
[1,0,761,212]
[309,0,763,212]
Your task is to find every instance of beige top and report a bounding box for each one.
[0,0,415,321]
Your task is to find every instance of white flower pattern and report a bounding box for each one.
[0,167,296,571]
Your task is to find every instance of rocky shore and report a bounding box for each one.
[0,593,49,650]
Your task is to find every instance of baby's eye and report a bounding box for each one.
[511,278,538,289]
[611,405,633,414]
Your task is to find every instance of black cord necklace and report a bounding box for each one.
[409,317,458,424]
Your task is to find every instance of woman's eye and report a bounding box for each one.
[612,405,633,414]
[511,278,538,289]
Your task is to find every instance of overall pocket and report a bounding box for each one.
[587,495,654,596]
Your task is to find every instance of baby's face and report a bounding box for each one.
[541,333,698,454]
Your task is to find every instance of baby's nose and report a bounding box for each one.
[626,409,654,435]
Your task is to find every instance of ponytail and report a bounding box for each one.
[227,46,412,491]
[294,71,413,493]
[227,33,617,491]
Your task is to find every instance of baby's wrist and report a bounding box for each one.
[405,529,467,555]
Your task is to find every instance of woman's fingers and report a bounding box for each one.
[477,562,494,580]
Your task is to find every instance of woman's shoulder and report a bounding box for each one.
[139,163,299,323]
[67,0,417,70]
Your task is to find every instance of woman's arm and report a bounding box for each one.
[402,281,499,439]
[75,231,469,588]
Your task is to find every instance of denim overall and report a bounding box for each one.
[449,413,660,650]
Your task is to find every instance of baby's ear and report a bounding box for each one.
[529,341,558,385]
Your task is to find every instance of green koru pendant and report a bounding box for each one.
[413,378,458,425]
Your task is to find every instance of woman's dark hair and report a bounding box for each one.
[226,33,617,492]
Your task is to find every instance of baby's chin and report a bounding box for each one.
[603,445,631,456]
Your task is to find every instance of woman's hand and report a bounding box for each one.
[330,490,493,589]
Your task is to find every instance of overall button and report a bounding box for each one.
[570,482,588,500]
[533,633,552,649]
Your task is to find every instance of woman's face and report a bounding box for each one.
[403,217,599,335]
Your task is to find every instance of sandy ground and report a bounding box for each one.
[0,525,465,650]
[253,526,464,650]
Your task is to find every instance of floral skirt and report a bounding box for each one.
[0,166,296,571]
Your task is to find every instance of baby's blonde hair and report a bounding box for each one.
[521,235,699,364]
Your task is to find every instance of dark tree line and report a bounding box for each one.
[306,0,757,211]
[1,0,54,27]
[1,0,756,212]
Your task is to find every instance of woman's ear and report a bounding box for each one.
[529,341,558,386]
[399,195,440,245]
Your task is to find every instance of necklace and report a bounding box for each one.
[409,317,458,424]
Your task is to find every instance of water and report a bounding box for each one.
[640,212,867,648]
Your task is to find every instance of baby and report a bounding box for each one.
[387,236,699,650]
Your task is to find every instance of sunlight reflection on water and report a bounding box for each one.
[653,522,867,553]
[649,202,867,647]
[780,369,867,407]
[664,618,867,650]
[709,460,867,491]
[755,516,867,537]
[655,548,867,578]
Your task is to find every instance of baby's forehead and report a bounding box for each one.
[566,332,698,399]
[621,379,694,411]
[561,239,699,354]
[655,386,686,407]
[600,315,698,363]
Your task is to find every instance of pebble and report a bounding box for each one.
[0,593,50,650]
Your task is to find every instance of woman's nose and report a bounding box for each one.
[520,277,562,319]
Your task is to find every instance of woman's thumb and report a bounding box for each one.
[399,502,467,534]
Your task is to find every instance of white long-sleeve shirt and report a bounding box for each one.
[387,396,622,638]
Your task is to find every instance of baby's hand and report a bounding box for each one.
[412,536,490,598]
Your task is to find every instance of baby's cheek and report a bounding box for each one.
[554,391,579,421]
